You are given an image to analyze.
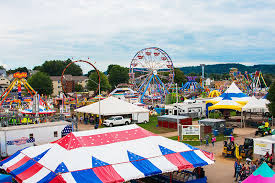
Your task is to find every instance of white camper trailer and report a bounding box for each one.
[165,100,206,118]
[132,112,149,123]
[0,121,72,157]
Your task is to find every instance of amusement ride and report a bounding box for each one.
[129,47,174,104]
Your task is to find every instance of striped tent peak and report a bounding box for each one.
[55,162,69,174]
[0,147,30,167]
[221,93,233,100]
[128,151,145,161]
[243,163,275,183]
[92,157,109,168]
[253,162,275,177]
[159,145,176,155]
[33,148,51,161]
[183,143,199,150]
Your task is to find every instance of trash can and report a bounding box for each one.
[212,130,219,137]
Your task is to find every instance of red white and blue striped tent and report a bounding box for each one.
[0,125,214,183]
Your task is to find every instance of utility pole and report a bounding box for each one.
[200,64,205,88]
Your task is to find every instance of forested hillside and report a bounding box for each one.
[179,63,275,75]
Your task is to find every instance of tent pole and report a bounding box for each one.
[241,110,243,128]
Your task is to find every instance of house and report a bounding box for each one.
[0,69,6,77]
[50,75,88,96]
[0,76,10,93]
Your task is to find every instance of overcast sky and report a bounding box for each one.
[1,0,275,72]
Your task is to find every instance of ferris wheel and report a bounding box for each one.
[129,47,174,103]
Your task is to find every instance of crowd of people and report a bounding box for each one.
[234,152,274,182]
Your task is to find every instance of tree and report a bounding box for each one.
[35,59,83,76]
[263,74,274,87]
[0,65,5,70]
[267,81,275,117]
[174,68,186,86]
[28,72,53,95]
[7,67,29,75]
[33,66,42,71]
[87,71,111,93]
[106,64,117,75]
[108,65,129,88]
[63,59,83,76]
[74,84,84,92]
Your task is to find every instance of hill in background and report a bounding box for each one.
[179,63,275,75]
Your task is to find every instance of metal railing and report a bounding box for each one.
[0,114,66,127]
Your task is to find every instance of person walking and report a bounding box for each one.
[235,161,242,182]
[205,135,209,146]
[200,137,203,146]
[250,161,256,174]
[234,159,238,177]
[211,136,216,147]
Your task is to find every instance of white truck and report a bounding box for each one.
[0,121,72,157]
[103,116,131,127]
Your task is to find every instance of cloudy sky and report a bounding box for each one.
[0,0,275,72]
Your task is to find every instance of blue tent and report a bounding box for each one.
[0,173,12,182]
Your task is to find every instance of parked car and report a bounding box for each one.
[103,116,131,127]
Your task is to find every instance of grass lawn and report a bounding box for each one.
[169,134,237,146]
[137,115,176,134]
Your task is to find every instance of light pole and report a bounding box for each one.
[98,82,101,126]
[176,83,179,139]
[89,79,101,128]
[200,64,205,88]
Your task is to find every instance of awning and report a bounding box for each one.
[0,125,214,183]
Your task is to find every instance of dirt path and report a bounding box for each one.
[158,127,257,183]
[196,128,256,183]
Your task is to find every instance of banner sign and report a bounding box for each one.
[182,126,199,135]
[7,137,35,146]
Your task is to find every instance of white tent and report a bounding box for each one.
[75,97,149,123]
[242,96,269,112]
[242,96,260,111]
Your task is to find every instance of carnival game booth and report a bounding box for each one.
[75,97,149,123]
[243,162,275,183]
[0,125,214,183]
[157,115,192,129]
